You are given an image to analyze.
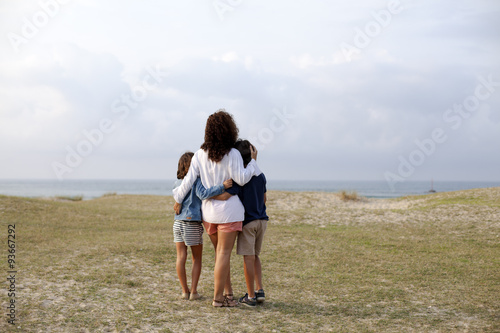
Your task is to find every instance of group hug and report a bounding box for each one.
[172,110,268,307]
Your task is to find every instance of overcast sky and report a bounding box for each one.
[1,0,499,183]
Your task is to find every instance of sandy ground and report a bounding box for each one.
[1,188,499,332]
[267,189,500,230]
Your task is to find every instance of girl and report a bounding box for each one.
[173,152,232,300]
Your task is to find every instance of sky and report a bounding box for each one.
[0,0,499,184]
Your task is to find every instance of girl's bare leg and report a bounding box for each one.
[175,242,189,294]
[190,244,203,294]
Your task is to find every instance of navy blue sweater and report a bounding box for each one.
[226,173,268,225]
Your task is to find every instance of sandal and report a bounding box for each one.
[223,293,234,300]
[212,296,238,307]
[189,292,202,301]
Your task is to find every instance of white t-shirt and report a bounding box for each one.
[173,148,261,223]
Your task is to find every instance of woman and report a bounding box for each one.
[173,109,260,307]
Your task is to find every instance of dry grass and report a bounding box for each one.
[54,195,83,202]
[0,188,499,332]
[337,190,362,202]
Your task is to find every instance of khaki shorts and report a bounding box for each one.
[237,219,268,256]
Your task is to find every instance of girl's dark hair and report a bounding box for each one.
[200,109,239,162]
[234,139,252,167]
[177,152,194,179]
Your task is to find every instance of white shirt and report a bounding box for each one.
[173,148,261,223]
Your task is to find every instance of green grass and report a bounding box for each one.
[398,187,500,209]
[0,189,499,332]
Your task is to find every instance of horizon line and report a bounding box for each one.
[1,178,500,182]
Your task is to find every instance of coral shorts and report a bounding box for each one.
[203,221,242,235]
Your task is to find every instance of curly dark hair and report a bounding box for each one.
[200,109,239,162]
[177,152,194,179]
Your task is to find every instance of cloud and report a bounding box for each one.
[0,43,126,152]
[0,0,499,180]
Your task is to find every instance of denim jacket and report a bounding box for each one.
[174,177,225,222]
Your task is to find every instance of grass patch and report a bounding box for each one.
[338,190,362,202]
[408,187,500,209]
[54,195,83,201]
[0,189,498,332]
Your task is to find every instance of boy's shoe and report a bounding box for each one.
[239,293,256,307]
[255,289,265,303]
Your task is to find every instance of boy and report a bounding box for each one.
[214,140,268,307]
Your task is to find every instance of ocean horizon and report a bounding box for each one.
[1,179,499,200]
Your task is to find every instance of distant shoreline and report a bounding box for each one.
[1,179,499,200]
[2,186,500,203]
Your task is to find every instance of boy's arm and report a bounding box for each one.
[211,192,234,201]
[195,178,233,200]
[212,183,241,201]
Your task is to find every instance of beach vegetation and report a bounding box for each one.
[338,190,361,202]
[54,195,83,201]
[0,188,498,332]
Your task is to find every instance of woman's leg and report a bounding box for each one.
[175,242,189,294]
[213,230,238,302]
[224,263,233,297]
[208,232,233,297]
[208,232,218,251]
[190,244,203,294]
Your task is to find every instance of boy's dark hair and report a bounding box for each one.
[234,139,252,167]
[177,152,194,179]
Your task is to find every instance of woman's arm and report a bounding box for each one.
[229,146,261,186]
[173,153,200,204]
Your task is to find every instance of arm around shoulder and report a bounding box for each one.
[229,149,261,186]
[173,154,200,203]
[195,178,225,200]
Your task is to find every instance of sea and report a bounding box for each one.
[0,179,499,200]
